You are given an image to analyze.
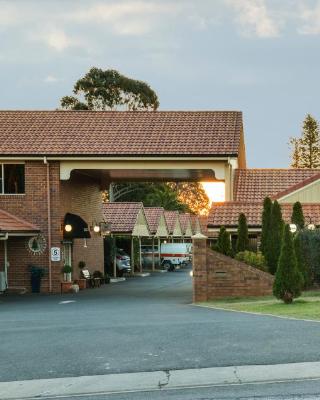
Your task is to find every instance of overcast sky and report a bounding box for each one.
[1,0,320,167]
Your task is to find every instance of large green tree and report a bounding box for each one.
[215,226,232,256]
[291,201,305,230]
[273,224,303,303]
[236,213,249,253]
[61,67,159,111]
[266,200,284,274]
[290,114,320,168]
[260,197,272,255]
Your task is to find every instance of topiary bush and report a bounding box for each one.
[299,229,320,286]
[273,224,303,304]
[214,226,232,256]
[236,213,249,253]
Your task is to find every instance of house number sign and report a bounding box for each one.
[51,247,61,262]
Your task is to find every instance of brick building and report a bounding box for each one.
[0,110,244,293]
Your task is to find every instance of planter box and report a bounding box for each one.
[77,279,87,290]
[61,281,73,294]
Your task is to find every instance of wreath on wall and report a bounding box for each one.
[26,234,47,255]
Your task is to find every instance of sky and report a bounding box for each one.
[1,0,320,168]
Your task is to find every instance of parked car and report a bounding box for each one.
[116,249,131,276]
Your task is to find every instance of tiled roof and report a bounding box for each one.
[102,202,143,233]
[0,110,242,156]
[190,214,200,233]
[273,172,320,200]
[179,213,191,234]
[0,209,39,233]
[164,211,179,234]
[234,169,320,202]
[208,202,320,228]
[144,207,165,234]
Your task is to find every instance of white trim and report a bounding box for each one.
[0,156,232,161]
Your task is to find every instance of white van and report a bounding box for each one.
[160,243,192,271]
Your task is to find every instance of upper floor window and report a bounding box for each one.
[0,164,25,194]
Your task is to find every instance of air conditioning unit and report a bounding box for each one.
[0,271,7,292]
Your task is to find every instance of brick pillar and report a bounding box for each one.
[192,233,208,303]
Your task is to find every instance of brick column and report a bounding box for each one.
[192,233,208,303]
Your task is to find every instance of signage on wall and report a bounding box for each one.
[27,234,47,255]
[51,247,61,262]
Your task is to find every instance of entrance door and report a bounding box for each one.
[63,243,72,267]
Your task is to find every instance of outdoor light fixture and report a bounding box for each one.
[308,224,316,231]
[93,224,100,233]
[64,224,72,232]
[289,224,297,233]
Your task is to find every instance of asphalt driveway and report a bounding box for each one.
[1,268,320,382]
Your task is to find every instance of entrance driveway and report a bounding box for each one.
[1,269,320,382]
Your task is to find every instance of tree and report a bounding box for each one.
[61,67,159,111]
[265,200,283,274]
[216,226,232,256]
[290,114,320,168]
[273,224,303,303]
[289,138,302,168]
[294,233,307,288]
[260,197,272,255]
[236,213,249,253]
[291,201,305,230]
[168,182,210,215]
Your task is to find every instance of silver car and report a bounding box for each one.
[116,249,131,276]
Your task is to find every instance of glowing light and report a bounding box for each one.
[64,224,72,232]
[93,225,100,233]
[201,182,225,204]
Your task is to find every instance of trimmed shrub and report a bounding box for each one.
[260,197,272,255]
[236,213,249,253]
[235,251,267,272]
[299,229,320,286]
[291,201,305,230]
[266,200,283,274]
[215,226,232,256]
[273,224,303,303]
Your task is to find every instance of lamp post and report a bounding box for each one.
[290,216,315,234]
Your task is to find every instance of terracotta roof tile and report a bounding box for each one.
[164,211,179,234]
[144,207,165,234]
[234,169,320,202]
[102,202,143,233]
[0,110,242,156]
[208,202,320,228]
[179,213,191,234]
[0,209,39,233]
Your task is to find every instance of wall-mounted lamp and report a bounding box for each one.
[93,224,101,233]
[64,224,72,232]
[289,224,297,233]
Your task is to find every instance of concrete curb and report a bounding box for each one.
[2,361,320,399]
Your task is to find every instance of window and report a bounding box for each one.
[0,164,25,194]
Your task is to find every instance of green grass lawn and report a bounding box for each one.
[199,290,320,321]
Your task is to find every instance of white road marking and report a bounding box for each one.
[59,301,76,304]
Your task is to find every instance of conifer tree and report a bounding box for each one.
[260,197,272,255]
[273,224,303,303]
[300,114,320,168]
[266,200,283,274]
[294,233,307,288]
[236,213,249,253]
[289,138,302,168]
[216,226,232,256]
[291,202,305,230]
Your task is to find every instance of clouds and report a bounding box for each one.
[226,0,280,38]
[299,0,320,35]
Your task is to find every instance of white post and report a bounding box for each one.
[4,240,8,289]
[113,236,117,278]
[131,236,134,276]
[139,237,142,273]
[152,237,155,271]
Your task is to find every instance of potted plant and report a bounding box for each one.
[29,265,45,293]
[77,261,87,289]
[62,265,72,282]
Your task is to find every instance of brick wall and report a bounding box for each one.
[192,238,274,302]
[0,161,62,292]
[0,162,104,293]
[60,171,104,279]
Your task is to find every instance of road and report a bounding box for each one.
[1,268,320,384]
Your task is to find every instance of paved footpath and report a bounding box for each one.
[1,269,320,387]
[2,361,320,399]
